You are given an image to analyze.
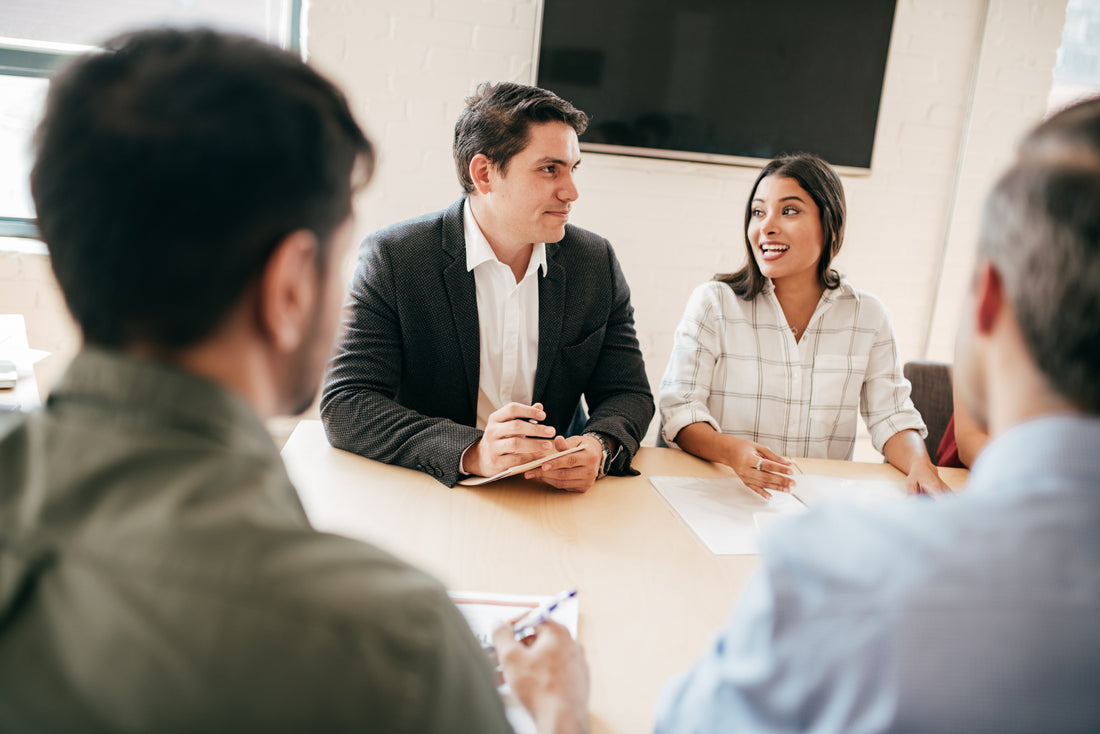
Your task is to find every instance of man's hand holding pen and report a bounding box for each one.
[524,434,603,492]
[493,615,590,734]
[463,402,558,478]
[461,402,608,492]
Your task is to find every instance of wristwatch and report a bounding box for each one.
[584,432,618,478]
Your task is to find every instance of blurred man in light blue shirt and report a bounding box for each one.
[655,97,1100,733]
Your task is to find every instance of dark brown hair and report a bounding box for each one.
[32,27,373,348]
[453,81,588,193]
[716,153,846,300]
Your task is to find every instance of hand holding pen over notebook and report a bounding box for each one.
[513,589,578,641]
[448,588,587,730]
[492,589,589,733]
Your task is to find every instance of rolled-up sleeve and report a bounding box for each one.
[659,284,724,445]
[858,296,926,453]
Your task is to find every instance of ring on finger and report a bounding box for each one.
[755,458,763,472]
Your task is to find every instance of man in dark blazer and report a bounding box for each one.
[321,81,653,489]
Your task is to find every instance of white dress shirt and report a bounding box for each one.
[659,278,925,458]
[464,199,546,430]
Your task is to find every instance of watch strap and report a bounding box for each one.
[584,432,613,478]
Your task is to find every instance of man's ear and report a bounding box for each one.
[469,153,493,195]
[973,259,1005,336]
[258,229,319,352]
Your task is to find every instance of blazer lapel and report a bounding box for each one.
[534,243,566,401]
[440,199,481,412]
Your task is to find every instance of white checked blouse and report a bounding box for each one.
[659,278,926,459]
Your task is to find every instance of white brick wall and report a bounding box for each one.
[4,0,1068,447]
[306,0,1067,445]
[927,0,1068,361]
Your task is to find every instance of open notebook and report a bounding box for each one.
[649,473,915,555]
[457,445,585,486]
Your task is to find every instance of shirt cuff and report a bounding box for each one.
[870,413,928,454]
[661,408,721,447]
[458,442,475,477]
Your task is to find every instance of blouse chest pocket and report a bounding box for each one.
[808,354,869,434]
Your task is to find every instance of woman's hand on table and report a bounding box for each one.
[884,429,952,495]
[905,461,951,495]
[724,436,795,498]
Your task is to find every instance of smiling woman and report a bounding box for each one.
[658,153,948,497]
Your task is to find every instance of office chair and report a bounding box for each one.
[902,360,954,459]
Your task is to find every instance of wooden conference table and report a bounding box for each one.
[281,420,969,734]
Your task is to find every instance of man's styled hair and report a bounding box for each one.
[452,81,588,194]
[31,27,374,348]
[716,153,846,300]
[980,161,1100,412]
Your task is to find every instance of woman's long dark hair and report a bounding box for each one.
[716,153,846,300]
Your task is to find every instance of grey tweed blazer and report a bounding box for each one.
[320,198,654,487]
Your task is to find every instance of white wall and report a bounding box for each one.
[304,0,1066,444]
[5,0,1069,446]
[927,0,1071,360]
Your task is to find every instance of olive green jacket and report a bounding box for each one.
[0,348,510,733]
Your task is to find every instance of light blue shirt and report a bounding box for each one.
[655,415,1100,733]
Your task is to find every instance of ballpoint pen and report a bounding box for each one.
[512,588,577,641]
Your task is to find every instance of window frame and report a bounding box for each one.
[0,0,303,241]
[0,41,73,239]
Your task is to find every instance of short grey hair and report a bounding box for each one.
[979,161,1100,411]
[1019,94,1100,166]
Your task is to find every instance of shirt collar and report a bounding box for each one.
[967,413,1100,495]
[48,346,279,461]
[822,277,856,302]
[463,198,547,277]
[761,276,854,298]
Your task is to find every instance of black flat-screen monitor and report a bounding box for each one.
[535,0,898,170]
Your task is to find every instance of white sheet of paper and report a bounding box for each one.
[649,473,914,555]
[648,475,804,554]
[449,590,580,734]
[792,473,909,509]
[0,346,50,370]
[456,444,585,486]
[0,317,50,372]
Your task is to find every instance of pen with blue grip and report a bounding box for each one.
[512,588,577,641]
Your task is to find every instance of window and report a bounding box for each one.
[0,40,74,240]
[0,0,302,241]
[1048,0,1100,113]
